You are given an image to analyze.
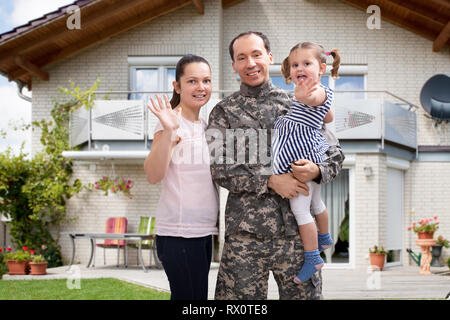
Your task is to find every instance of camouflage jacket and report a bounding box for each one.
[206,80,344,237]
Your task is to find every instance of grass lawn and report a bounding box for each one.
[0,278,170,300]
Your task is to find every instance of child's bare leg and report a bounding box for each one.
[294,222,324,284]
[310,181,334,252]
[315,208,329,234]
[299,222,319,251]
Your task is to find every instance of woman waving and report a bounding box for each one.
[144,54,218,300]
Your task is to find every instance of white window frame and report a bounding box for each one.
[128,56,181,96]
[128,57,180,140]
[269,65,368,97]
[322,160,355,270]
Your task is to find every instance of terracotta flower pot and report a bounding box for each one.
[7,260,30,275]
[369,253,386,271]
[418,231,434,239]
[29,262,48,275]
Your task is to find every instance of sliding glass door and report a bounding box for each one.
[321,168,350,264]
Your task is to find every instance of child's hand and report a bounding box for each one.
[294,77,319,105]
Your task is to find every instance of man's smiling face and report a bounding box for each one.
[232,33,273,87]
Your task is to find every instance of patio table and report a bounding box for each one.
[63,232,161,272]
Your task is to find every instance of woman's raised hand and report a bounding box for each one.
[148,94,181,132]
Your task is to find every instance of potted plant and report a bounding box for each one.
[29,254,48,275]
[89,176,134,199]
[369,245,387,271]
[5,247,32,275]
[431,235,449,267]
[407,216,439,239]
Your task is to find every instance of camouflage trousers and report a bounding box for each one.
[215,231,322,300]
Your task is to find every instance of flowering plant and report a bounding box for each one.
[436,235,449,248]
[369,245,387,255]
[407,216,439,234]
[90,176,134,199]
[31,254,47,263]
[4,246,32,262]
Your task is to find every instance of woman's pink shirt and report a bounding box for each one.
[153,116,219,238]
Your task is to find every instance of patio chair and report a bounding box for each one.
[95,217,128,267]
[127,216,161,268]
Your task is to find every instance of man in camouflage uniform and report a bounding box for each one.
[206,31,344,300]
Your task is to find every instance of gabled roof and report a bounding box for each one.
[0,0,225,90]
[0,0,97,43]
[338,0,450,51]
[0,0,447,90]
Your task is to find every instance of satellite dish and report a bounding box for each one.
[420,74,450,120]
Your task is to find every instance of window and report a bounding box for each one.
[321,168,350,264]
[333,75,365,99]
[271,75,329,92]
[128,57,179,101]
[270,65,366,99]
[128,57,180,140]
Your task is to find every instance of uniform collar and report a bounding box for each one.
[240,80,274,98]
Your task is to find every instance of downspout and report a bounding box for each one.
[16,81,32,103]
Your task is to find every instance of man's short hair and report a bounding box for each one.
[229,31,271,61]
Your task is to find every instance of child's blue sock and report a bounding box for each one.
[318,232,333,252]
[294,249,324,283]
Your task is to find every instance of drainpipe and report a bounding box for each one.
[16,81,32,103]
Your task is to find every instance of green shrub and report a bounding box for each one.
[4,249,31,262]
[0,80,100,258]
[369,245,387,255]
[42,244,63,268]
[31,254,46,263]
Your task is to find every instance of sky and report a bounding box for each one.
[0,0,75,155]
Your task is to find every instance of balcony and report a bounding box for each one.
[62,90,418,162]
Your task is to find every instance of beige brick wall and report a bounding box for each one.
[223,0,450,268]
[32,0,222,265]
[404,162,450,266]
[222,0,450,145]
[57,163,162,265]
[353,154,387,267]
[28,0,450,268]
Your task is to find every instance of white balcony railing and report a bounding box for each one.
[66,90,418,159]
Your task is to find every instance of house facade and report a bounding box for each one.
[1,0,449,270]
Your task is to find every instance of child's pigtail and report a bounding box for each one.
[329,48,341,80]
[281,56,292,84]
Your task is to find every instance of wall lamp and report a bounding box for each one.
[364,166,373,177]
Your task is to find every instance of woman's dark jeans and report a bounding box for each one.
[156,235,212,300]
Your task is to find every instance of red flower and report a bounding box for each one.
[6,247,12,252]
[0,248,2,253]
[30,250,35,254]
[433,215,438,220]
[22,246,29,251]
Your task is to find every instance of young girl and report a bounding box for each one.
[144,54,219,300]
[272,42,341,284]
